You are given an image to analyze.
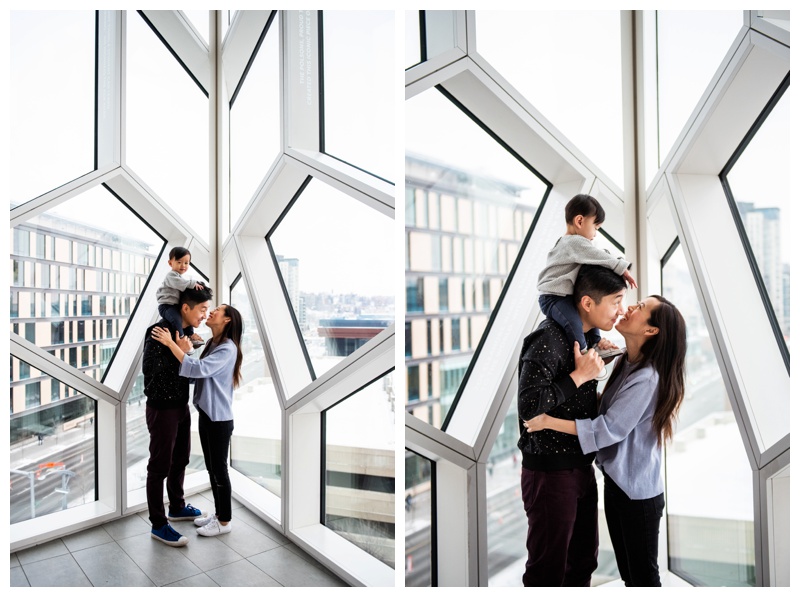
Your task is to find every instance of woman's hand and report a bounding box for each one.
[151,326,174,346]
[152,328,193,353]
[523,414,550,433]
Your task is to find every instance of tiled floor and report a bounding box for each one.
[10,491,348,587]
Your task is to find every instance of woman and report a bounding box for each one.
[524,295,686,586]
[152,304,244,537]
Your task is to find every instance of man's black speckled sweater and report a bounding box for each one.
[517,319,598,471]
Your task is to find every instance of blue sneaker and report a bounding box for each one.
[151,523,189,547]
[168,503,204,521]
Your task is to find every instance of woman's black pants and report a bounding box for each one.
[197,407,234,522]
[603,473,665,587]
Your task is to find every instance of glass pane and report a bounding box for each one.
[10,358,97,524]
[181,10,208,44]
[656,11,742,165]
[725,88,790,353]
[10,11,95,207]
[422,11,458,63]
[322,11,394,182]
[125,371,148,492]
[757,11,789,32]
[405,89,547,428]
[268,178,394,380]
[9,186,163,382]
[229,277,282,498]
[126,10,210,242]
[662,243,755,586]
[229,17,280,231]
[643,11,660,187]
[221,10,235,40]
[405,11,422,69]
[324,372,395,568]
[405,449,433,586]
[476,11,624,188]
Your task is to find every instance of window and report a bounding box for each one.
[268,177,394,379]
[10,186,163,382]
[10,11,95,207]
[406,87,547,428]
[323,371,395,568]
[126,10,209,242]
[662,241,755,586]
[476,10,624,187]
[722,83,790,355]
[405,449,435,586]
[229,277,282,498]
[321,10,394,182]
[229,13,280,230]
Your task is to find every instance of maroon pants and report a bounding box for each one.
[145,405,191,528]
[521,466,598,587]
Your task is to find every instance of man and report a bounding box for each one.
[143,284,212,546]
[517,264,627,586]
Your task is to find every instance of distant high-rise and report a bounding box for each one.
[737,202,786,339]
[276,255,300,320]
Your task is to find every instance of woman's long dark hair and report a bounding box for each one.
[604,295,686,446]
[200,304,244,388]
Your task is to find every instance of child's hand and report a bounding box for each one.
[595,338,618,351]
[623,270,638,289]
[194,283,204,291]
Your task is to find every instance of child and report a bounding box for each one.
[156,247,207,349]
[537,194,637,354]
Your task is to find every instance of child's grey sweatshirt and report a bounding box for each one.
[537,235,630,296]
[156,271,196,305]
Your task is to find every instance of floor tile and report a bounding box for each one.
[22,553,92,587]
[180,531,243,572]
[217,517,282,558]
[102,513,152,541]
[248,545,347,587]
[164,572,220,587]
[10,565,30,587]
[71,542,155,587]
[233,508,289,545]
[205,558,282,587]
[117,531,201,586]
[15,539,69,565]
[62,525,115,552]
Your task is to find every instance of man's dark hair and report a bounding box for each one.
[565,194,605,225]
[573,264,625,306]
[169,246,191,260]
[179,283,212,309]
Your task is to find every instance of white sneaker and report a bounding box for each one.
[196,518,231,536]
[194,513,216,527]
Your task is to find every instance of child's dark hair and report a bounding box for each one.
[565,194,605,225]
[169,246,191,260]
